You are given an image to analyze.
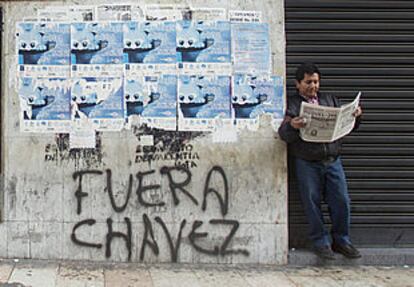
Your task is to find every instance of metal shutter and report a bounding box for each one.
[285,0,414,247]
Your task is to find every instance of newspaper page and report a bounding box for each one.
[125,74,177,131]
[38,6,96,22]
[299,92,361,142]
[232,74,284,131]
[17,22,71,78]
[178,74,231,131]
[228,10,262,23]
[176,20,232,74]
[231,22,271,74]
[19,77,71,133]
[188,8,227,21]
[97,4,144,21]
[123,21,177,76]
[145,4,191,21]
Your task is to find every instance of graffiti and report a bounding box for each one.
[132,126,203,168]
[44,134,103,168]
[71,165,249,262]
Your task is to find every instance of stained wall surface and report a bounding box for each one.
[0,0,287,264]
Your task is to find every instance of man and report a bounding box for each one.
[278,62,362,260]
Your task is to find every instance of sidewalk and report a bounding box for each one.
[0,259,413,287]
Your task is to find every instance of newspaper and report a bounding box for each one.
[299,92,361,143]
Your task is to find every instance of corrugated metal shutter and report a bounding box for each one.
[285,0,414,247]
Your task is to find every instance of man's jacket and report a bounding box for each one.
[278,92,361,161]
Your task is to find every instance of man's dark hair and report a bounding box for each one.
[295,62,321,82]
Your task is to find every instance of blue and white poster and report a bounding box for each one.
[125,74,177,130]
[71,77,124,130]
[71,22,124,77]
[178,74,231,131]
[231,23,271,74]
[176,20,231,73]
[19,77,71,132]
[123,21,177,76]
[232,74,284,130]
[17,22,70,77]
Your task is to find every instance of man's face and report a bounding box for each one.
[296,72,320,98]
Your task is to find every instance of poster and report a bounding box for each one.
[71,77,124,131]
[231,22,271,74]
[19,77,71,132]
[176,20,231,74]
[17,22,71,78]
[70,22,124,77]
[178,74,231,131]
[125,74,177,130]
[232,74,284,130]
[123,21,176,76]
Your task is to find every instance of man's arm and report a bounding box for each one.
[278,114,305,143]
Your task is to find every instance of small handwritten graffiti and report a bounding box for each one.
[71,165,249,262]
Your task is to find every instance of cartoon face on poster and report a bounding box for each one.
[17,22,70,77]
[70,22,123,65]
[231,74,284,120]
[125,74,177,130]
[124,75,176,118]
[123,21,176,64]
[19,77,71,131]
[176,20,231,63]
[71,77,124,121]
[178,75,230,121]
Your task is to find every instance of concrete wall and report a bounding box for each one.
[0,0,287,264]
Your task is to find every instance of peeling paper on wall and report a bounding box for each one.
[69,121,96,149]
[212,120,238,143]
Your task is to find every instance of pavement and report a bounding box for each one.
[0,257,413,287]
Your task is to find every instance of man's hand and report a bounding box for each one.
[353,106,362,117]
[290,116,307,129]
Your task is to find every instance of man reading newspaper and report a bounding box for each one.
[278,62,362,260]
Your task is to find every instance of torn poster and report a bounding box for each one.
[19,77,71,132]
[232,74,284,130]
[71,77,124,131]
[125,74,177,131]
[178,74,231,131]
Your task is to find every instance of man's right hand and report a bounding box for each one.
[290,116,307,129]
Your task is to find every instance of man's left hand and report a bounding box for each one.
[353,106,362,117]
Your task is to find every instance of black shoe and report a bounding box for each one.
[313,245,336,260]
[332,243,361,259]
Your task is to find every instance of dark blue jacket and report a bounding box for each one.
[278,92,361,161]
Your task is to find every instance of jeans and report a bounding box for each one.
[294,157,351,248]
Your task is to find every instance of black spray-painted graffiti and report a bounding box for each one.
[44,133,103,168]
[71,165,249,262]
[135,143,201,169]
[133,126,203,169]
